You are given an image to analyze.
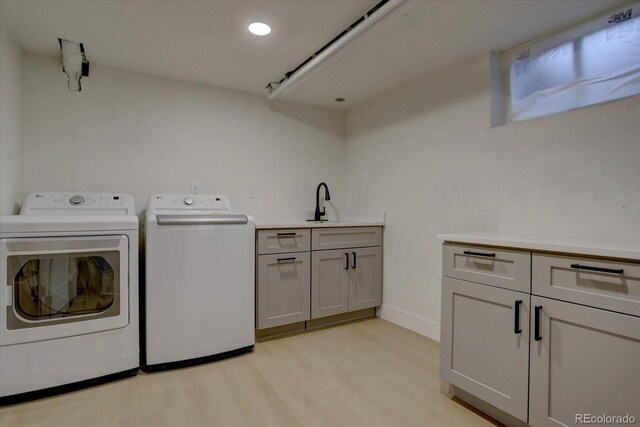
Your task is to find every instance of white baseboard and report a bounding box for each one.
[378,304,440,342]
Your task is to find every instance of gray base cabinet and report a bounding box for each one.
[441,277,530,422]
[311,229,382,320]
[440,242,640,426]
[257,226,383,330]
[529,296,640,427]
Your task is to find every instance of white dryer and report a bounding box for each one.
[143,194,254,371]
[0,192,139,404]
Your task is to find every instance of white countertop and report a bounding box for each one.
[437,231,640,261]
[256,221,384,230]
[256,209,385,230]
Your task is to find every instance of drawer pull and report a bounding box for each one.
[351,252,357,269]
[276,232,297,237]
[514,300,522,334]
[463,250,496,258]
[344,253,349,270]
[277,257,297,263]
[570,264,624,275]
[534,306,542,341]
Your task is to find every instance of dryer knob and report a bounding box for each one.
[183,197,194,206]
[69,195,85,206]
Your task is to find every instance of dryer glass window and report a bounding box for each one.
[8,251,121,327]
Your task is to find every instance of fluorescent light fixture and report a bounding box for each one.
[267,0,405,100]
[248,22,271,36]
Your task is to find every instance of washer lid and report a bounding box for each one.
[0,215,139,233]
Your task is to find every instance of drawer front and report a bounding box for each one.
[257,252,311,329]
[442,244,531,293]
[532,254,640,317]
[257,229,310,254]
[312,227,382,251]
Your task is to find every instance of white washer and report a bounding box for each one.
[143,194,255,371]
[0,192,139,404]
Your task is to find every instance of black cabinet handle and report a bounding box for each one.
[463,250,496,258]
[277,257,296,263]
[534,306,542,341]
[570,264,624,275]
[514,300,522,334]
[351,252,357,269]
[344,253,349,270]
[276,232,297,237]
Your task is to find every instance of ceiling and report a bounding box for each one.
[0,0,377,96]
[0,0,627,110]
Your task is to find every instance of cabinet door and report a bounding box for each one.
[311,250,349,319]
[349,247,382,311]
[529,296,640,427]
[440,277,530,422]
[257,253,310,329]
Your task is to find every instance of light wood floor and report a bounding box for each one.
[0,318,498,427]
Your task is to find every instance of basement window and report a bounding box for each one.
[499,3,640,123]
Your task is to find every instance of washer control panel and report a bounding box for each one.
[147,194,231,215]
[21,192,136,215]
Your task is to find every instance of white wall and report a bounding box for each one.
[15,50,640,341]
[20,53,346,221]
[0,28,22,215]
[345,53,640,341]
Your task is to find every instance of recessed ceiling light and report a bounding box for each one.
[248,22,271,36]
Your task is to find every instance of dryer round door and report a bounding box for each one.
[0,235,129,345]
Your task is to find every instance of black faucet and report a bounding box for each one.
[313,182,331,221]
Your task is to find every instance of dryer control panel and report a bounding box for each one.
[147,194,232,215]
[21,192,136,215]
